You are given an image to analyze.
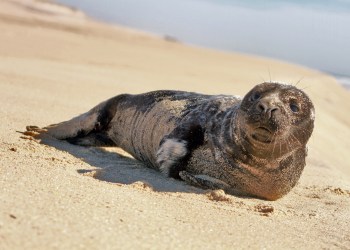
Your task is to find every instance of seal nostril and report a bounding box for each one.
[258,103,267,112]
[266,107,279,118]
[271,107,279,113]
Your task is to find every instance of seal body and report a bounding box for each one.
[29,82,315,200]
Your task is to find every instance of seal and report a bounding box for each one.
[27,82,315,200]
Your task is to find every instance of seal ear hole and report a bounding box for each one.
[250,92,261,102]
[290,103,299,113]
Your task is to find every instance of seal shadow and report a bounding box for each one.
[38,134,203,194]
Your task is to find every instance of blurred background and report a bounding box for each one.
[57,0,350,89]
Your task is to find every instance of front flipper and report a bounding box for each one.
[156,138,188,177]
[179,171,230,191]
[156,123,204,178]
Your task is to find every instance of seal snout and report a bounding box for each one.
[256,97,280,120]
[250,97,283,144]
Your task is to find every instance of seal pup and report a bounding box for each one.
[27,82,315,200]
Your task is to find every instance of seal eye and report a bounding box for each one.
[250,92,261,101]
[290,103,299,113]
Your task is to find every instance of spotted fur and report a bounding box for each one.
[28,83,315,200]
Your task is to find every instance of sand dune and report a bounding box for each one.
[1,0,349,249]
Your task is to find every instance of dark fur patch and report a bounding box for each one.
[164,123,205,178]
[96,94,129,131]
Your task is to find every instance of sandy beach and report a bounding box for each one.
[1,0,350,249]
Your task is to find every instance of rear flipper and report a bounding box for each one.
[26,95,128,147]
[179,171,230,191]
[27,100,107,140]
[156,123,204,178]
[26,94,131,146]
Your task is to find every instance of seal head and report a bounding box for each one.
[201,82,315,200]
[237,82,314,160]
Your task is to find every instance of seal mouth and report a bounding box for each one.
[251,127,273,144]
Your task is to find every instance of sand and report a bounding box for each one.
[1,0,350,249]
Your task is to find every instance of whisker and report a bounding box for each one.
[271,131,278,157]
[259,75,266,83]
[294,76,304,87]
[285,137,291,151]
[290,133,302,146]
[299,85,310,91]
[279,140,282,156]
